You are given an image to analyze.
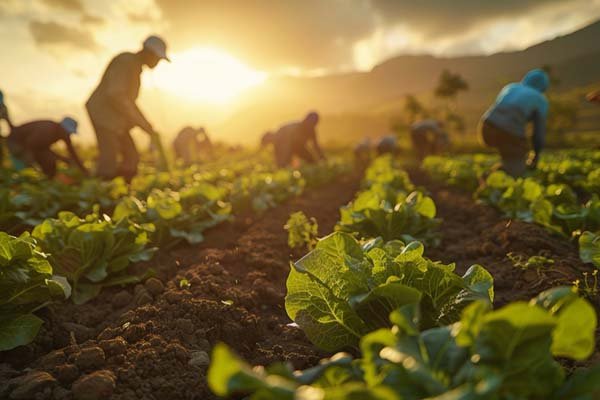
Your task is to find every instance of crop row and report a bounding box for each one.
[208,155,600,400]
[424,151,600,269]
[0,155,350,351]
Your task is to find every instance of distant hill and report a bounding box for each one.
[220,20,600,144]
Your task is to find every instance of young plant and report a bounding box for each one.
[507,252,555,270]
[284,211,318,251]
[209,287,600,400]
[285,232,493,351]
[32,209,156,304]
[0,232,71,351]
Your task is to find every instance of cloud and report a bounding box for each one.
[153,0,600,72]
[81,13,105,26]
[29,20,100,51]
[153,0,376,70]
[40,0,84,13]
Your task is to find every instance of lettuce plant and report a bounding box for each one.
[0,232,70,351]
[209,288,599,400]
[285,232,493,351]
[32,209,155,304]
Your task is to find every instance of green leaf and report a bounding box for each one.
[0,314,43,351]
[579,231,600,267]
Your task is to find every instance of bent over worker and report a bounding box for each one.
[261,112,326,168]
[480,68,550,177]
[7,117,87,178]
[0,90,14,166]
[410,119,449,161]
[173,126,212,166]
[86,35,169,182]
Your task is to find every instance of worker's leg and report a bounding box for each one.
[294,145,315,164]
[93,122,120,180]
[497,137,528,178]
[411,132,427,161]
[32,149,57,178]
[274,142,292,168]
[118,132,139,183]
[482,121,528,178]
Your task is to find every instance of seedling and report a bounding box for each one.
[284,211,318,251]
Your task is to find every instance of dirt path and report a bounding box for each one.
[0,174,361,400]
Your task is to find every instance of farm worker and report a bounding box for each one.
[410,119,449,161]
[480,68,550,177]
[6,117,88,178]
[376,135,399,156]
[261,111,326,168]
[173,126,212,166]
[354,138,372,168]
[0,90,14,166]
[0,90,13,133]
[86,35,170,182]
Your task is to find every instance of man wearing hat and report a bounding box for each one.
[6,117,88,178]
[86,35,170,182]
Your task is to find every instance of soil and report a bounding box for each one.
[1,166,598,399]
[0,173,361,400]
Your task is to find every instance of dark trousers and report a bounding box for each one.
[91,121,139,182]
[7,139,58,178]
[480,121,529,178]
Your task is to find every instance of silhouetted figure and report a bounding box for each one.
[480,69,550,177]
[354,138,372,169]
[410,119,449,161]
[376,135,399,156]
[173,126,212,166]
[0,90,14,166]
[86,35,170,182]
[7,117,87,178]
[261,112,326,168]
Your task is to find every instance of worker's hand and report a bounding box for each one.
[527,155,539,170]
[586,91,600,103]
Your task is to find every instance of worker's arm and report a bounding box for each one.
[105,60,155,134]
[308,128,326,161]
[530,110,546,168]
[63,137,89,175]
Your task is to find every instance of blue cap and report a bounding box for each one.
[60,117,78,134]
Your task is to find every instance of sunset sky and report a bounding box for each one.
[1,0,600,142]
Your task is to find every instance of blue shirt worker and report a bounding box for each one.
[480,69,550,177]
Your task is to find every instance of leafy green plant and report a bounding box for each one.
[32,209,156,304]
[209,287,599,400]
[285,232,493,351]
[0,232,71,351]
[284,211,318,251]
[507,252,554,270]
[113,183,231,247]
[573,270,598,300]
[580,231,600,268]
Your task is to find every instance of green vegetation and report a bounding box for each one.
[284,211,319,251]
[0,233,70,351]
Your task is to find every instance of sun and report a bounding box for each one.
[149,47,267,104]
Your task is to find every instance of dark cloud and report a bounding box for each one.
[40,0,84,12]
[369,0,572,36]
[154,0,589,70]
[154,0,375,69]
[29,20,99,51]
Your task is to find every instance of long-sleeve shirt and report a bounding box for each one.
[86,52,152,133]
[7,120,86,171]
[0,104,12,135]
[483,69,549,155]
[272,121,324,167]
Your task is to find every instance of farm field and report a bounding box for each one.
[1,149,599,399]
